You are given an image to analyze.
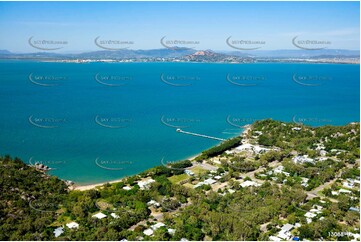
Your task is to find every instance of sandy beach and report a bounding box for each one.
[73,127,247,191]
[72,178,126,191]
[73,151,203,191]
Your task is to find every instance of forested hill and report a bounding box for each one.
[0,120,359,241]
[0,155,68,240]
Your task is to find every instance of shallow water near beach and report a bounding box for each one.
[0,61,359,184]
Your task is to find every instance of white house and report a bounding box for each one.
[331,191,339,196]
[194,178,216,188]
[281,223,294,232]
[282,171,290,177]
[339,189,352,194]
[143,228,154,236]
[123,186,132,190]
[277,224,293,240]
[273,166,284,174]
[168,228,176,235]
[319,150,327,156]
[194,182,205,188]
[318,157,328,161]
[228,189,235,194]
[92,212,107,219]
[66,222,79,229]
[53,227,64,237]
[184,170,195,176]
[269,235,281,241]
[151,222,165,231]
[343,181,354,189]
[351,233,360,240]
[204,178,217,185]
[292,155,314,164]
[111,213,120,219]
[241,180,261,188]
[235,143,270,154]
[277,230,291,240]
[138,178,155,190]
[304,212,317,218]
[301,177,309,187]
[147,200,160,208]
[348,178,360,185]
[310,209,322,214]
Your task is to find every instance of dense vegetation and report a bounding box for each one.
[253,119,360,160]
[0,155,68,240]
[195,136,242,161]
[1,120,359,241]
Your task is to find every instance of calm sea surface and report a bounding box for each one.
[0,61,359,184]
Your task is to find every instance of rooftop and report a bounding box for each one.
[92,212,107,219]
[66,222,79,229]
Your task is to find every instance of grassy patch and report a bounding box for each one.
[183,183,194,188]
[190,166,207,175]
[53,215,73,227]
[95,199,113,210]
[168,173,189,184]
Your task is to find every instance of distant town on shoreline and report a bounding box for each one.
[0,49,359,64]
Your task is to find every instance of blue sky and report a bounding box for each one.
[0,1,359,52]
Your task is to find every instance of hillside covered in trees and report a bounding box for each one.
[0,120,359,241]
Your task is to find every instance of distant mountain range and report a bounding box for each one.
[0,48,359,62]
[223,49,360,58]
[0,48,194,59]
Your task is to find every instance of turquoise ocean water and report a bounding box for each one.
[0,61,359,184]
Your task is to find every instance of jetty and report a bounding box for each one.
[176,128,226,141]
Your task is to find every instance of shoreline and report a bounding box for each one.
[72,152,203,191]
[72,126,248,191]
[1,59,359,65]
[72,153,201,191]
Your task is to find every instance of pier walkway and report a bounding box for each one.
[176,129,226,141]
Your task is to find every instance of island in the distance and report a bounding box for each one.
[0,119,359,241]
